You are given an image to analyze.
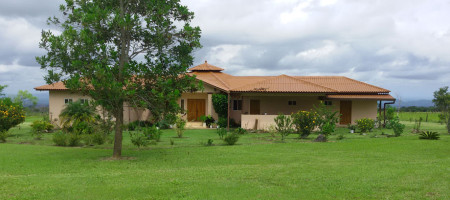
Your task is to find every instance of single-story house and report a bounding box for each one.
[35,61,395,129]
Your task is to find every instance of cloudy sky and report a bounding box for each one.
[0,0,449,101]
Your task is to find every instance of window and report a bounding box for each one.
[233,100,242,110]
[288,100,296,106]
[180,99,185,112]
[64,99,73,104]
[324,101,332,106]
[80,99,89,104]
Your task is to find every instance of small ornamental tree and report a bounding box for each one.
[291,110,318,139]
[37,0,201,158]
[212,93,228,117]
[0,98,26,141]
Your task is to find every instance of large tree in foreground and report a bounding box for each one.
[433,86,450,134]
[37,0,201,157]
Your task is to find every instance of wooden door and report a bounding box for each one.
[187,99,205,121]
[250,100,260,115]
[340,101,352,125]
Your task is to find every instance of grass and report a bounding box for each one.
[398,112,442,123]
[0,116,449,199]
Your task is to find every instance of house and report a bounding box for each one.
[35,61,395,129]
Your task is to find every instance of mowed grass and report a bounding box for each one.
[0,116,449,199]
[398,112,442,123]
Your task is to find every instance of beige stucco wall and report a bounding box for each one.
[48,90,92,125]
[351,100,378,123]
[241,114,278,130]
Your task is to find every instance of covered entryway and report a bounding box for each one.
[187,99,205,121]
[340,100,352,125]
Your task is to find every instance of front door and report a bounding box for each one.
[250,100,260,115]
[340,100,352,124]
[187,99,206,121]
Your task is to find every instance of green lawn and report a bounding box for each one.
[0,116,449,199]
[398,112,442,123]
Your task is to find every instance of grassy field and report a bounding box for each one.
[0,116,449,199]
[398,112,442,123]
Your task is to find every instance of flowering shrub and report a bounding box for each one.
[355,118,374,133]
[0,98,25,133]
[291,110,318,138]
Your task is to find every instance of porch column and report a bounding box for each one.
[207,93,213,116]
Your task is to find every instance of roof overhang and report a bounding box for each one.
[326,94,396,100]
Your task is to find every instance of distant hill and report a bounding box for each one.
[4,92,49,107]
[394,99,434,108]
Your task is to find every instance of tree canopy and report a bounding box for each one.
[13,90,38,107]
[37,0,202,157]
[433,86,450,133]
[0,85,6,97]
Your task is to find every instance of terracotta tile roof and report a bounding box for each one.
[34,82,67,91]
[296,76,390,93]
[326,94,395,100]
[232,75,335,93]
[188,61,224,71]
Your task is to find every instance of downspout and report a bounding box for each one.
[383,100,396,127]
[227,92,230,131]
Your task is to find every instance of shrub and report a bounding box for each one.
[206,139,214,146]
[31,120,54,139]
[291,110,318,139]
[67,133,82,147]
[217,117,227,128]
[419,131,440,140]
[59,100,96,131]
[217,128,227,139]
[355,118,374,133]
[200,115,215,127]
[274,114,293,141]
[174,114,186,138]
[52,131,68,146]
[390,117,405,137]
[92,132,106,145]
[234,127,247,135]
[0,98,25,133]
[130,131,149,148]
[321,122,335,136]
[336,133,344,140]
[0,131,9,143]
[411,118,422,133]
[170,139,175,145]
[144,125,162,142]
[224,133,239,145]
[314,102,340,136]
[212,94,228,117]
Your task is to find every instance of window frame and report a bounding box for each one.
[64,99,73,104]
[233,100,242,110]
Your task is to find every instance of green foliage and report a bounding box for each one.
[336,133,345,140]
[206,139,214,146]
[92,132,106,145]
[432,86,450,133]
[347,124,356,131]
[37,0,202,157]
[59,100,96,131]
[31,120,54,139]
[52,131,68,146]
[212,94,228,118]
[127,120,153,131]
[129,132,150,148]
[13,90,38,107]
[314,102,340,136]
[274,114,293,141]
[291,110,318,139]
[234,127,247,135]
[144,126,162,142]
[419,131,440,140]
[0,131,8,143]
[217,128,227,139]
[200,115,215,127]
[388,117,405,137]
[0,85,6,97]
[355,118,374,133]
[175,114,186,138]
[67,133,82,147]
[223,133,239,145]
[411,118,422,133]
[0,98,25,133]
[217,117,227,128]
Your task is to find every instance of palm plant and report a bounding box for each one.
[59,100,96,131]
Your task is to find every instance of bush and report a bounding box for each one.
[200,115,215,127]
[67,133,82,147]
[217,128,227,139]
[0,98,25,133]
[314,102,340,136]
[217,117,227,128]
[390,118,405,137]
[291,110,318,139]
[355,118,374,133]
[212,94,228,117]
[130,131,149,148]
[175,114,186,138]
[92,132,106,145]
[0,131,9,143]
[419,131,440,140]
[224,133,239,145]
[274,114,293,141]
[144,125,162,142]
[234,127,247,135]
[31,120,54,139]
[206,139,214,146]
[336,133,344,140]
[52,131,68,146]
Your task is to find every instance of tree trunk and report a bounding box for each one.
[113,104,124,158]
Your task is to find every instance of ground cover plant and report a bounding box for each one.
[0,115,449,199]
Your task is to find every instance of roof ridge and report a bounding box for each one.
[210,72,230,91]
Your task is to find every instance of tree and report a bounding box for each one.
[37,0,201,157]
[14,90,38,107]
[0,85,6,97]
[433,86,450,133]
